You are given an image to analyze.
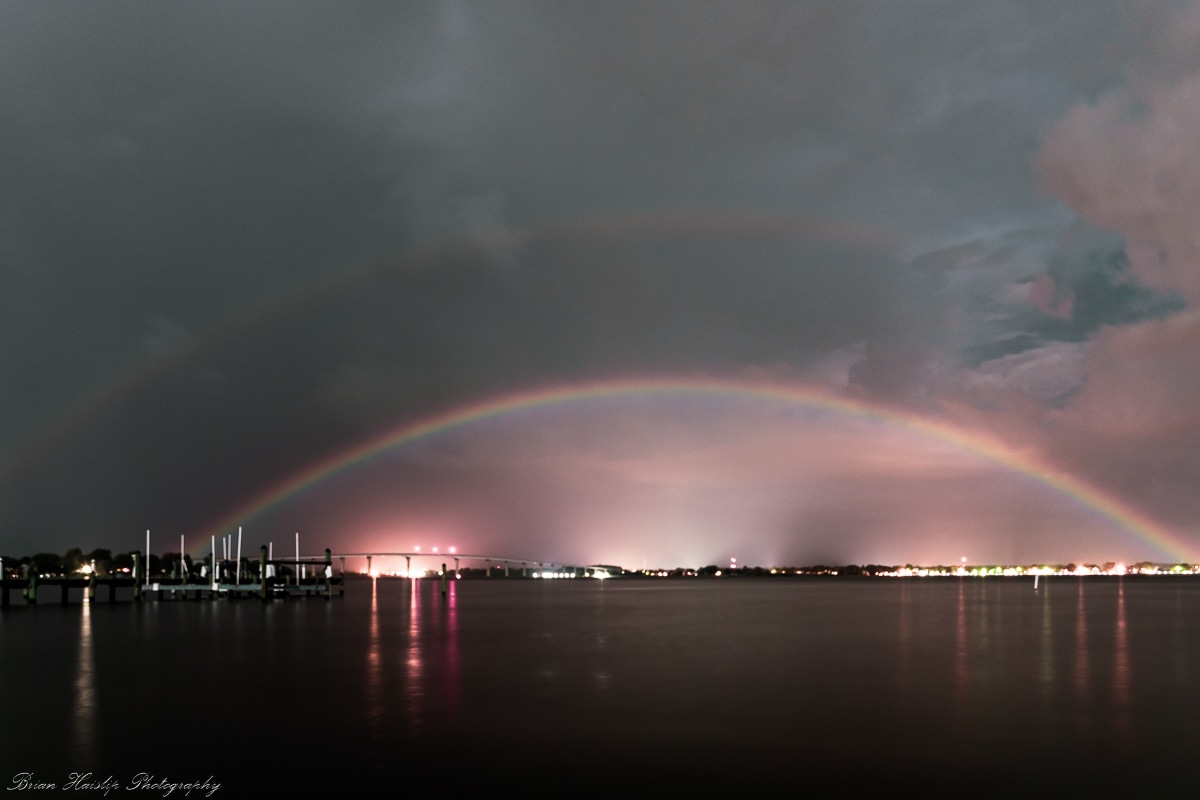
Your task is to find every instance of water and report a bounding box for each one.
[3,577,1199,790]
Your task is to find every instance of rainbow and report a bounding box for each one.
[193,376,1193,562]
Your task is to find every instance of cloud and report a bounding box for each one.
[959,248,1182,370]
[1055,310,1200,438]
[962,341,1089,408]
[1038,3,1200,302]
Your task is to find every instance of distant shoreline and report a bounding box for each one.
[4,547,1195,582]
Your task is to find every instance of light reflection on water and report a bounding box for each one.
[403,576,423,734]
[68,599,95,764]
[5,578,1200,787]
[894,579,911,698]
[442,580,460,725]
[1038,577,1054,705]
[1113,577,1132,744]
[954,578,968,712]
[368,576,464,758]
[1073,580,1088,703]
[365,578,382,759]
[1072,578,1091,745]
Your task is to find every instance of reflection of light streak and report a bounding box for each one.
[1038,579,1054,706]
[366,580,382,765]
[1072,579,1089,722]
[444,581,461,723]
[70,601,96,763]
[405,576,424,734]
[1113,578,1132,743]
[1172,586,1188,690]
[954,579,968,711]
[895,581,911,699]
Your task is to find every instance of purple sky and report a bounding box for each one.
[2,2,1199,568]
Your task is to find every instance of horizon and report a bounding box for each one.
[4,3,1200,570]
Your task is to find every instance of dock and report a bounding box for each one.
[1,544,603,607]
[2,546,344,606]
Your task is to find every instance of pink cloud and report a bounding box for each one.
[938,313,1200,541]
[1002,3,1200,548]
[1038,6,1200,302]
[1053,311,1200,437]
[1027,274,1073,319]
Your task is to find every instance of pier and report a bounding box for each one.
[0,546,343,606]
[1,546,605,606]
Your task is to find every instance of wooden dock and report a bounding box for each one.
[0,546,596,606]
[1,546,344,606]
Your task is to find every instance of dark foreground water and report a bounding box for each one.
[3,576,1199,791]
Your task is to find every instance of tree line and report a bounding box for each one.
[0,548,289,580]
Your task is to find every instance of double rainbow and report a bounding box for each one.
[194,376,1192,563]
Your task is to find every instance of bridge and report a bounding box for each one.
[326,551,611,580]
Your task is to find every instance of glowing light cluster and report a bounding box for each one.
[362,568,426,578]
[878,561,1196,578]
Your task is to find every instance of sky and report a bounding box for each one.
[3,1,1200,569]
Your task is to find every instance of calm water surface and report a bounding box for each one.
[3,577,1199,789]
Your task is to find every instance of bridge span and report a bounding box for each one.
[325,551,611,579]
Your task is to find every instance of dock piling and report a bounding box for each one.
[259,545,268,601]
[235,527,243,596]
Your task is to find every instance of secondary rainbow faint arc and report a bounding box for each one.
[195,376,1192,562]
[0,210,901,487]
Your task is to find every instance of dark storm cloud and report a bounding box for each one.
[0,0,1127,419]
[0,3,433,441]
[0,222,911,549]
[963,249,1186,366]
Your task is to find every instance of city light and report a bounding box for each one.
[873,562,1196,578]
